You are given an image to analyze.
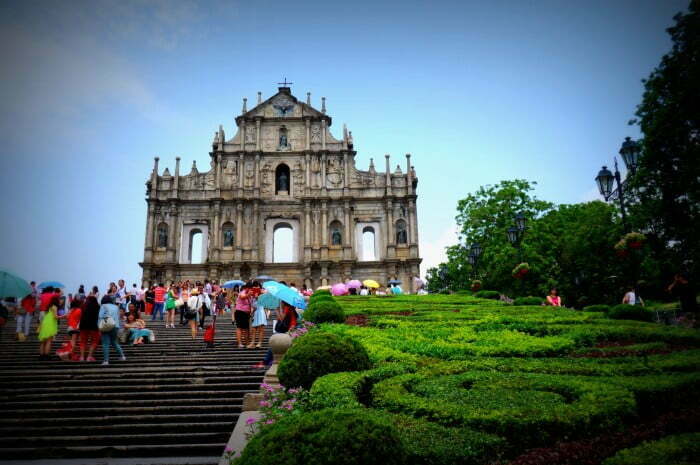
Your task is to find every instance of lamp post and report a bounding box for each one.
[507,214,527,295]
[467,242,483,279]
[595,137,640,233]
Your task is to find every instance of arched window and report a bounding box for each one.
[222,222,234,247]
[276,164,290,194]
[272,223,294,263]
[189,229,203,264]
[329,220,343,246]
[362,226,376,261]
[156,223,168,248]
[395,219,408,244]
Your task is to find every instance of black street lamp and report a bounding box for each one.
[595,137,640,233]
[467,242,483,278]
[507,214,527,263]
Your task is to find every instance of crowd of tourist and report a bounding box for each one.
[1,277,314,366]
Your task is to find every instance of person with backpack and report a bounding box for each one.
[98,295,126,366]
[79,296,100,362]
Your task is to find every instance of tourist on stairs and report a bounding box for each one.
[37,295,60,360]
[123,312,155,344]
[249,289,266,349]
[165,285,177,328]
[185,288,202,340]
[79,296,100,362]
[98,295,126,366]
[234,283,253,348]
[152,282,166,321]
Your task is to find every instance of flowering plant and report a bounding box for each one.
[471,280,482,292]
[623,232,646,249]
[289,320,315,339]
[244,383,310,439]
[512,262,530,279]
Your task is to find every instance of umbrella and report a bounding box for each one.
[255,275,275,282]
[38,281,65,289]
[331,283,348,296]
[263,281,307,309]
[316,285,332,290]
[363,279,380,289]
[346,280,362,289]
[413,277,425,288]
[257,292,281,309]
[0,270,32,299]
[388,279,402,285]
[391,286,403,295]
[222,280,244,288]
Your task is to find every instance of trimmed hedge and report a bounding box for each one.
[233,409,407,465]
[608,304,654,322]
[603,432,700,465]
[372,370,636,449]
[513,296,544,306]
[474,290,501,300]
[304,300,345,324]
[583,304,611,313]
[278,332,371,389]
[312,289,332,297]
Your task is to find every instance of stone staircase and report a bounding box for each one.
[0,315,268,464]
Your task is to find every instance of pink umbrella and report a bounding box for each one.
[346,280,362,289]
[331,283,348,296]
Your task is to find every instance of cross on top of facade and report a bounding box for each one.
[277,77,293,87]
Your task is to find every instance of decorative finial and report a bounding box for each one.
[257,92,262,104]
[321,97,326,113]
[306,92,311,105]
[242,98,247,113]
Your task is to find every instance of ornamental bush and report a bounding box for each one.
[608,304,654,322]
[603,432,700,465]
[474,290,501,300]
[278,332,371,389]
[312,289,332,297]
[233,409,407,465]
[304,300,345,324]
[513,296,544,306]
[583,304,611,313]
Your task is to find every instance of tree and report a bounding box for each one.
[629,1,700,278]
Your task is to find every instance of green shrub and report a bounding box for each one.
[474,290,500,300]
[608,304,654,322]
[309,295,335,306]
[233,409,407,465]
[513,296,544,306]
[312,289,331,297]
[278,332,371,389]
[583,304,611,313]
[304,300,345,324]
[603,432,700,465]
[455,290,472,296]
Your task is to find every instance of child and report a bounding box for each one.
[249,296,267,349]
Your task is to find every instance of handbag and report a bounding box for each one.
[99,314,116,332]
[175,298,184,308]
[184,302,197,319]
[274,319,289,333]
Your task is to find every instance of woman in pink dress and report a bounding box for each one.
[545,288,562,307]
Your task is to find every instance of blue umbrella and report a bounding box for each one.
[38,281,65,289]
[262,281,307,309]
[0,270,32,299]
[391,286,403,295]
[257,292,281,309]
[222,280,244,288]
[255,275,275,282]
[388,279,402,285]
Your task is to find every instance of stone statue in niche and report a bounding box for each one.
[244,161,254,188]
[310,124,321,143]
[331,228,342,245]
[396,222,408,244]
[312,210,320,224]
[157,226,168,248]
[223,229,234,247]
[279,127,289,150]
[277,171,289,192]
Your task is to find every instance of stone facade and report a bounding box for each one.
[139,87,421,291]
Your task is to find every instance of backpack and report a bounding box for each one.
[99,314,116,332]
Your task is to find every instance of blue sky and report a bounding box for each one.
[0,0,688,293]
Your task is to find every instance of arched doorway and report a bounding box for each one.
[272,222,294,263]
[189,229,203,264]
[362,226,376,261]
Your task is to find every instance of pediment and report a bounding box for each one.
[237,88,327,122]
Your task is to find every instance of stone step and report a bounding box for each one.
[0,443,227,460]
[0,412,239,427]
[0,421,234,437]
[3,404,242,419]
[2,397,244,410]
[0,431,230,448]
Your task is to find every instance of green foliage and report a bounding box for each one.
[513,296,544,306]
[233,409,407,465]
[629,3,700,281]
[474,290,501,300]
[583,304,611,313]
[278,332,371,389]
[603,432,700,465]
[312,289,332,297]
[304,300,345,324]
[608,304,654,322]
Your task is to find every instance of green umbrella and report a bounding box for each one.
[0,270,32,299]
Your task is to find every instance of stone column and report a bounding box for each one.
[405,153,412,195]
[305,153,310,193]
[168,203,179,262]
[343,152,349,189]
[321,153,327,188]
[252,201,260,261]
[304,201,311,261]
[216,154,222,190]
[321,201,328,260]
[386,199,395,258]
[241,121,246,152]
[235,202,243,261]
[254,154,260,189]
[255,119,261,151]
[321,120,327,150]
[239,154,244,189]
[343,200,352,260]
[385,154,392,196]
[174,157,181,193]
[144,202,155,261]
[305,119,310,150]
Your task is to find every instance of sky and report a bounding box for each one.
[0,0,689,293]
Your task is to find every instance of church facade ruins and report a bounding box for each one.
[140,86,422,290]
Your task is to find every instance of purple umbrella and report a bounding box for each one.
[331,283,348,296]
[346,280,362,289]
